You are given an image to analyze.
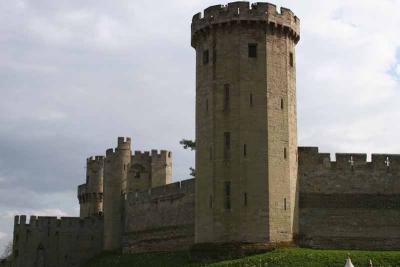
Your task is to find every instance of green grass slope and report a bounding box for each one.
[83,248,400,267]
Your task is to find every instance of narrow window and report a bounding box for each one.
[203,50,209,65]
[209,147,212,160]
[224,181,231,210]
[284,147,287,159]
[209,195,213,208]
[224,132,231,159]
[249,93,253,106]
[281,98,284,110]
[289,52,294,67]
[244,192,248,206]
[86,175,89,184]
[206,98,209,112]
[224,84,230,111]
[243,144,247,157]
[248,43,257,58]
[284,198,287,210]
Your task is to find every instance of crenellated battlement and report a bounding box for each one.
[87,155,105,164]
[105,148,115,156]
[298,146,400,171]
[127,178,195,204]
[191,2,300,47]
[151,149,171,159]
[117,136,131,149]
[132,150,171,161]
[14,215,103,229]
[133,150,150,159]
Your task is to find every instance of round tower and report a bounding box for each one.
[86,156,104,216]
[103,137,132,250]
[192,2,300,244]
[78,156,104,219]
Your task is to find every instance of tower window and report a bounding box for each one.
[209,195,213,208]
[244,192,248,206]
[224,84,230,111]
[243,144,247,157]
[249,93,253,106]
[284,147,287,159]
[224,181,231,210]
[203,50,209,65]
[248,43,257,58]
[281,98,284,110]
[206,98,209,112]
[224,132,231,159]
[284,198,287,210]
[289,52,294,67]
[209,147,212,160]
[86,175,89,184]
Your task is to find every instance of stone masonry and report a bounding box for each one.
[6,2,400,267]
[192,2,300,244]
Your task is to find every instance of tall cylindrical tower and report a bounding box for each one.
[103,137,131,250]
[192,2,300,244]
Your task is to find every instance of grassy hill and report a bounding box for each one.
[83,248,400,267]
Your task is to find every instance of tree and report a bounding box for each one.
[1,241,12,260]
[179,139,196,150]
[180,139,196,177]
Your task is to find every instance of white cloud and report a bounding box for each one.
[0,232,6,240]
[396,64,400,76]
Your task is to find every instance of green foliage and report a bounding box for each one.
[180,139,196,177]
[180,139,196,151]
[83,248,400,267]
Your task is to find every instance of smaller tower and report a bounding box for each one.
[77,184,88,218]
[103,137,131,251]
[77,156,104,218]
[127,150,173,193]
[150,150,172,188]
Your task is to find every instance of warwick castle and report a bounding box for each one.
[3,2,400,267]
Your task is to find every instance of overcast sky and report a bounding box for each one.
[1,0,400,252]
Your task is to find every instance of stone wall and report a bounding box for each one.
[122,179,195,253]
[298,147,400,249]
[11,215,103,267]
[0,259,11,267]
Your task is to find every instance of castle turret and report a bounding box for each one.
[103,137,131,250]
[192,2,300,244]
[78,156,104,218]
[150,150,172,188]
[127,150,172,192]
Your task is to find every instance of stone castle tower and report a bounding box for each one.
[90,137,173,251]
[192,2,300,244]
[78,156,104,218]
[103,137,132,250]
